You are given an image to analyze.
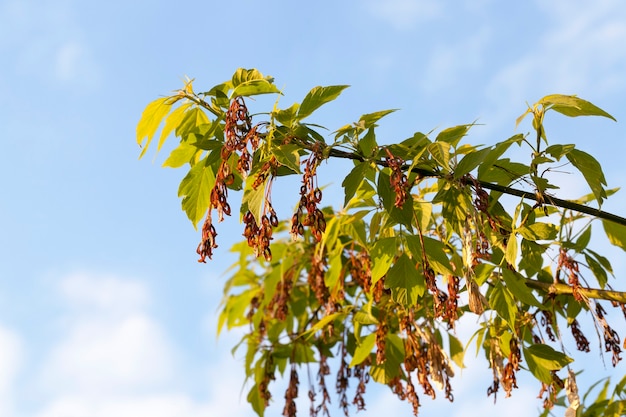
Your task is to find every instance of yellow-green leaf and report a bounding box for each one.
[385,253,425,305]
[525,344,573,371]
[156,102,192,155]
[505,236,518,266]
[137,97,172,158]
[162,141,199,168]
[602,220,626,252]
[566,149,608,206]
[435,124,471,147]
[177,158,216,228]
[428,142,451,171]
[502,269,541,307]
[489,283,517,328]
[540,94,617,121]
[370,237,397,284]
[449,333,465,368]
[342,162,370,206]
[297,85,349,120]
[350,333,375,367]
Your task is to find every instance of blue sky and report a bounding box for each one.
[1,0,626,416]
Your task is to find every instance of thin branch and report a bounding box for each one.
[524,279,626,304]
[326,148,626,227]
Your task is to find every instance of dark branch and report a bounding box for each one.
[326,148,626,226]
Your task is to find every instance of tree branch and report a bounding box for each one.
[524,279,626,304]
[326,148,626,226]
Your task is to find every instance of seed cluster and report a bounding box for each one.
[291,151,326,242]
[384,148,410,208]
[197,97,270,262]
[243,206,278,261]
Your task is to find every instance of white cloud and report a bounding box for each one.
[59,272,149,314]
[365,0,443,30]
[28,271,255,417]
[38,273,173,397]
[0,325,22,417]
[41,313,176,396]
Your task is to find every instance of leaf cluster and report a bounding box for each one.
[138,68,626,417]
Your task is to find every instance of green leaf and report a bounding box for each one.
[523,347,552,385]
[519,239,547,277]
[480,135,524,173]
[304,311,345,338]
[232,79,281,97]
[432,185,472,224]
[369,334,405,384]
[525,344,573,371]
[358,127,378,157]
[585,253,608,288]
[505,236,518,266]
[359,109,397,129]
[247,384,266,417]
[539,94,617,121]
[606,401,626,417]
[273,144,301,173]
[474,263,496,286]
[175,106,210,139]
[324,251,344,290]
[489,283,517,328]
[517,222,558,241]
[370,237,397,284]
[137,97,172,158]
[342,162,371,206]
[273,103,300,126]
[573,225,592,251]
[155,102,192,155]
[177,157,216,228]
[350,333,376,367]
[478,159,529,186]
[377,170,414,228]
[435,124,471,147]
[454,147,491,179]
[404,235,455,276]
[586,248,614,275]
[603,220,626,252]
[241,178,267,225]
[385,253,425,305]
[449,333,465,368]
[353,309,378,326]
[428,142,451,171]
[502,269,542,307]
[297,85,349,120]
[566,149,607,206]
[231,68,273,88]
[545,143,575,160]
[162,141,199,168]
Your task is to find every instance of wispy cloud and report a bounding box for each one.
[0,0,101,91]
[0,325,21,417]
[365,0,443,30]
[38,273,176,397]
[419,28,491,93]
[486,1,626,107]
[13,271,254,417]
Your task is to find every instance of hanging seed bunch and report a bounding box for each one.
[291,148,326,241]
[242,204,279,261]
[197,96,265,262]
[385,147,410,208]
